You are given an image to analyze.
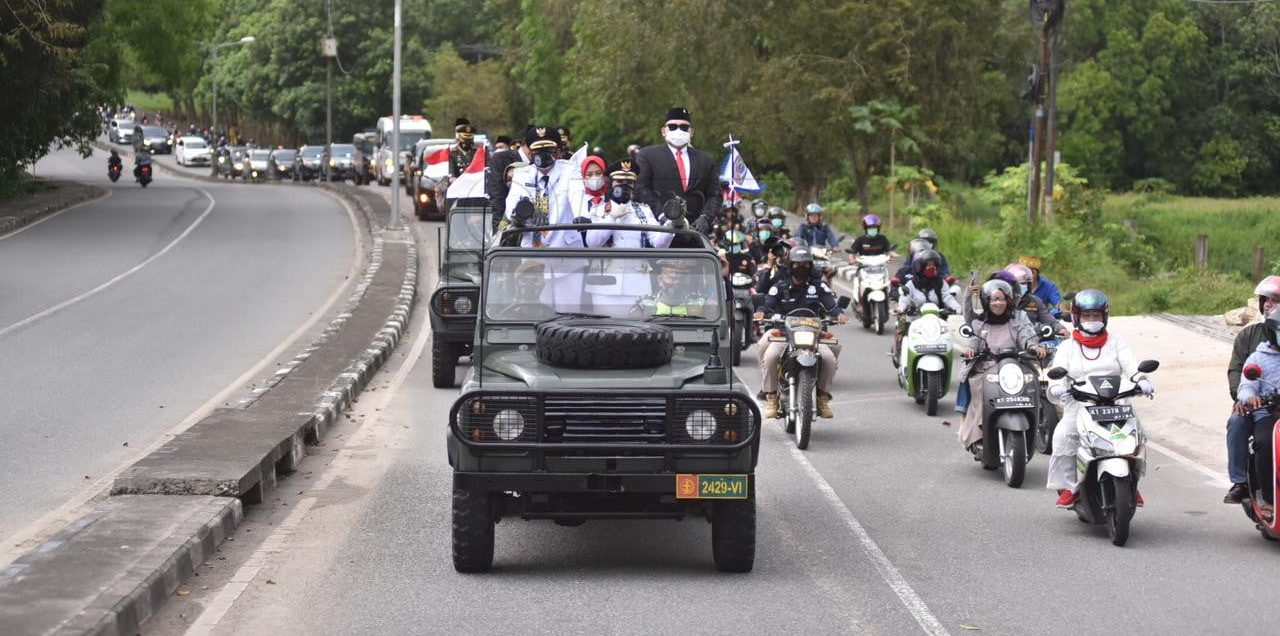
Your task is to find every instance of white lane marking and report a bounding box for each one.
[783,440,952,636]
[1147,440,1232,487]
[186,214,431,636]
[0,187,366,565]
[0,188,113,241]
[0,188,216,338]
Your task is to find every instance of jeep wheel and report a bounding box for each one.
[432,340,457,388]
[536,318,673,369]
[452,488,494,573]
[711,497,755,573]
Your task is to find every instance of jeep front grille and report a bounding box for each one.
[543,396,667,444]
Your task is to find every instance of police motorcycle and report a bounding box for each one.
[1238,364,1280,542]
[1046,359,1160,546]
[897,302,954,416]
[761,298,851,450]
[730,270,757,366]
[959,323,1055,487]
[853,254,893,335]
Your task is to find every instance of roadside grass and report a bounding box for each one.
[0,173,45,204]
[126,89,174,115]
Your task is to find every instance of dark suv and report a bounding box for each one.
[430,199,491,388]
[448,225,761,573]
[293,145,324,181]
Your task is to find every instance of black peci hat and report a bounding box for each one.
[524,125,561,151]
[665,106,692,124]
[608,157,638,182]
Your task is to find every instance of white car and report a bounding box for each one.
[109,119,137,144]
[175,136,212,166]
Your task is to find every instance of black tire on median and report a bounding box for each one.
[452,488,495,572]
[711,497,755,573]
[535,318,673,370]
[432,339,457,388]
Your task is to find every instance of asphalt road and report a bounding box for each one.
[148,206,1279,636]
[0,147,357,552]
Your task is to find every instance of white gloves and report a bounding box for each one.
[1138,378,1155,397]
[1048,384,1069,400]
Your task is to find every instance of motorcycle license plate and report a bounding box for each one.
[914,343,948,354]
[676,474,749,500]
[994,395,1033,406]
[1086,405,1134,421]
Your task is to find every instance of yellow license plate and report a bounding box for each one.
[676,474,749,500]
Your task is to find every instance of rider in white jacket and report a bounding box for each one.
[1045,289,1153,508]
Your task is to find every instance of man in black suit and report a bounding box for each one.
[634,107,721,234]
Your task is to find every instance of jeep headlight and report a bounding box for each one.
[329,158,336,167]
[453,296,473,314]
[792,331,817,347]
[493,409,525,441]
[234,162,243,170]
[218,156,226,163]
[684,409,717,441]
[997,364,1025,395]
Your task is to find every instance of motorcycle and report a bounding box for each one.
[896,302,954,416]
[1034,337,1062,455]
[1239,364,1280,542]
[763,299,850,450]
[730,272,756,366]
[810,246,836,284]
[1046,359,1160,546]
[960,324,1054,488]
[108,163,121,183]
[136,164,152,188]
[853,254,892,335]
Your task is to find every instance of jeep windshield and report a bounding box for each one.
[484,253,723,323]
[448,211,493,251]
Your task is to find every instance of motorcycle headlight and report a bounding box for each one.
[218,156,226,163]
[453,296,473,314]
[911,318,943,343]
[684,410,717,441]
[997,364,1026,395]
[492,409,525,441]
[278,165,288,171]
[1087,431,1116,455]
[792,331,817,347]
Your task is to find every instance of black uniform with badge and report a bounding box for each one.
[763,277,843,317]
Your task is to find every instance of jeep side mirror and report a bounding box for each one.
[1137,359,1160,374]
[1047,367,1068,380]
[958,325,975,339]
[837,295,852,309]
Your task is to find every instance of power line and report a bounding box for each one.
[326,0,352,75]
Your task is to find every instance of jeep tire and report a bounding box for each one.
[536,318,673,369]
[451,489,494,572]
[711,497,756,573]
[432,340,458,388]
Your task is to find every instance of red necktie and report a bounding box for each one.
[675,149,688,191]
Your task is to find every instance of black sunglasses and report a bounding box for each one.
[666,123,691,131]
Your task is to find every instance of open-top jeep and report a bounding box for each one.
[429,198,491,387]
[448,224,762,573]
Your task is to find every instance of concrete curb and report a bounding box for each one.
[0,181,106,235]
[1,154,418,634]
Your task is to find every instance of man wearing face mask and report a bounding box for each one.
[504,125,580,248]
[634,107,722,234]
[748,218,776,264]
[448,117,479,179]
[1005,262,1066,336]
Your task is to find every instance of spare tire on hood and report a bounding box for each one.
[535,318,674,369]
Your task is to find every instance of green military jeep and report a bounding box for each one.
[447,224,762,573]
[429,199,491,387]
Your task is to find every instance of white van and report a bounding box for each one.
[373,115,433,185]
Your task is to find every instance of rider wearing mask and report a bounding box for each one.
[1225,276,1280,503]
[894,250,962,360]
[721,230,755,277]
[1019,255,1064,318]
[750,199,769,223]
[1236,305,1280,518]
[753,245,849,419]
[798,203,839,249]
[846,214,891,264]
[749,218,775,264]
[1005,263,1066,336]
[1046,290,1154,509]
[957,280,1047,457]
[913,228,951,277]
[767,206,787,234]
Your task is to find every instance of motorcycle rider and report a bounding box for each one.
[133,150,153,182]
[1006,263,1067,336]
[1236,305,1280,518]
[1019,255,1065,318]
[1046,289,1154,508]
[1225,276,1280,503]
[721,230,756,277]
[797,203,839,249]
[107,149,122,173]
[767,206,787,234]
[748,218,776,264]
[957,279,1047,456]
[750,198,769,221]
[846,214,892,264]
[753,245,849,419]
[913,228,951,277]
[893,250,962,360]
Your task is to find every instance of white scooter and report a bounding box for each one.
[1046,360,1159,546]
[853,254,892,335]
[896,302,954,416]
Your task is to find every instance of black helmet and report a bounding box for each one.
[1265,304,1280,348]
[918,228,938,248]
[751,199,768,217]
[980,279,1015,323]
[1070,289,1111,333]
[907,238,931,257]
[912,249,942,276]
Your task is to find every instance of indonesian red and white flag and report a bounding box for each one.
[446,145,487,199]
[422,147,450,180]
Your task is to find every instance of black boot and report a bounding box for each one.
[1224,482,1249,504]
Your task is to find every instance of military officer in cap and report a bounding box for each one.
[556,126,574,159]
[634,106,722,234]
[631,259,709,318]
[449,117,479,179]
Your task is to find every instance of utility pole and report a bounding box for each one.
[1043,27,1060,223]
[203,36,255,142]
[323,37,336,179]
[390,0,403,230]
[1026,0,1065,225]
